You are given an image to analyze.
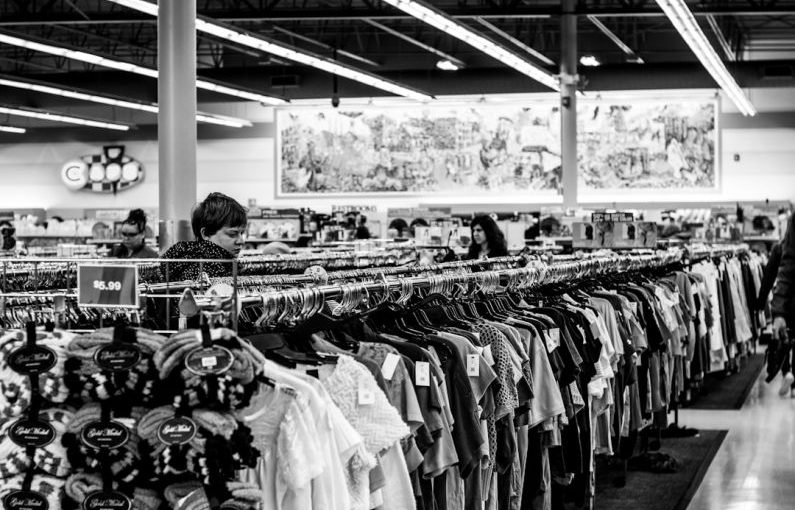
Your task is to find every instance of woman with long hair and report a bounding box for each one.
[466,215,508,259]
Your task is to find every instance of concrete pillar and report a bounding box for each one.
[561,0,578,209]
[158,0,197,250]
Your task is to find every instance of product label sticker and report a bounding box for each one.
[184,345,234,376]
[8,345,57,375]
[415,361,431,387]
[546,328,561,352]
[82,491,132,510]
[157,416,197,446]
[9,418,55,448]
[357,386,375,406]
[466,354,480,377]
[94,343,141,372]
[380,353,401,381]
[81,420,130,450]
[3,490,49,510]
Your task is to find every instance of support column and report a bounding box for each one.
[158,0,197,250]
[560,0,578,209]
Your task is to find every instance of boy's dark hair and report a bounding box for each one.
[191,192,247,240]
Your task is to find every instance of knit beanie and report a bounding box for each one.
[0,408,73,479]
[0,473,65,510]
[0,330,72,419]
[64,328,167,406]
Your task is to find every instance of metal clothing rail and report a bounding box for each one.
[244,251,683,328]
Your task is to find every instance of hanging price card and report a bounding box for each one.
[78,265,139,309]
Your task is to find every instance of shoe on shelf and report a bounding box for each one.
[779,372,795,396]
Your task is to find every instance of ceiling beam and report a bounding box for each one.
[587,15,644,63]
[2,6,795,25]
[473,17,555,66]
[362,19,465,68]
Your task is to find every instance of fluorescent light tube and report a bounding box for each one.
[104,0,434,101]
[0,75,253,127]
[0,30,285,105]
[0,105,132,131]
[654,0,755,116]
[0,125,26,134]
[379,0,558,90]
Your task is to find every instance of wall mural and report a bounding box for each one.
[278,104,563,196]
[578,100,717,190]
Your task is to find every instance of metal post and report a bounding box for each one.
[158,0,197,251]
[561,0,578,209]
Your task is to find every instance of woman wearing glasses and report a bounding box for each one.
[111,209,158,259]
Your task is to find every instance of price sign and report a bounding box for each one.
[78,265,139,309]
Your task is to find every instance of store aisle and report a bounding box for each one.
[679,372,795,510]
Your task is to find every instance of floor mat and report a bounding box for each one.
[595,430,728,510]
[687,353,765,410]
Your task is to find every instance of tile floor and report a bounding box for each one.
[680,371,795,510]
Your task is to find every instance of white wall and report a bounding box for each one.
[1,88,793,213]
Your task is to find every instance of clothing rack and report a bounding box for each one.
[240,251,683,328]
[686,243,749,263]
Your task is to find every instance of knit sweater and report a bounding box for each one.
[160,240,236,281]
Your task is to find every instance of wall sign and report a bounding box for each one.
[61,145,144,194]
[77,264,139,309]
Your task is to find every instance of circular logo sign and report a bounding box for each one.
[9,419,55,448]
[8,345,57,375]
[3,490,49,510]
[157,416,197,446]
[93,343,141,372]
[184,345,234,376]
[80,420,130,450]
[82,491,132,510]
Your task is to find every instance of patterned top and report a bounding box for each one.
[160,240,235,281]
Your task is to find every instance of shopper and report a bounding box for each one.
[161,192,248,280]
[466,214,508,259]
[772,214,795,395]
[355,215,371,239]
[111,209,158,259]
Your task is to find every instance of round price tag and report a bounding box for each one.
[2,490,49,510]
[184,345,234,376]
[82,491,132,510]
[80,420,130,450]
[157,416,197,446]
[9,418,55,448]
[93,343,141,372]
[8,345,57,375]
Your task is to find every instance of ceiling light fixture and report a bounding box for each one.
[378,0,558,90]
[0,105,132,131]
[654,0,755,115]
[104,0,434,101]
[0,30,286,105]
[436,59,460,71]
[0,125,25,134]
[579,55,601,67]
[0,75,252,128]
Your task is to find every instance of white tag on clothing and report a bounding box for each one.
[381,353,401,381]
[358,386,375,406]
[415,361,431,387]
[634,353,641,367]
[629,302,638,315]
[466,354,480,377]
[546,328,561,352]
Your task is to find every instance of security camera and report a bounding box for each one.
[331,95,340,108]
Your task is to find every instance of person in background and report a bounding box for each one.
[0,221,16,252]
[409,218,428,237]
[111,209,158,259]
[355,215,371,239]
[387,218,409,238]
[161,192,248,280]
[466,214,508,259]
[772,212,795,396]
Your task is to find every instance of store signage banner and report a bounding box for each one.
[77,264,139,308]
[277,104,563,196]
[61,145,144,194]
[579,99,718,191]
